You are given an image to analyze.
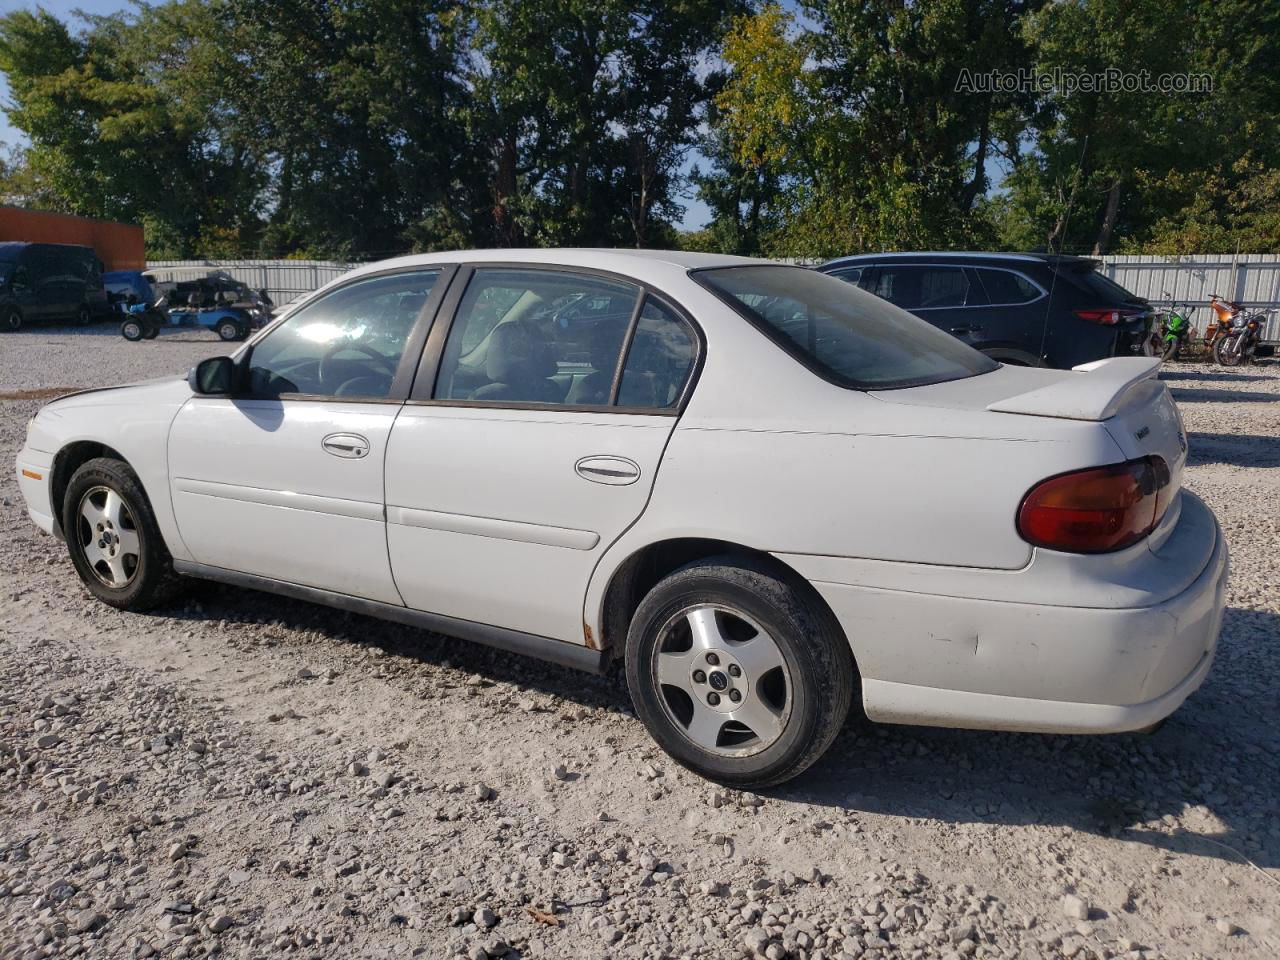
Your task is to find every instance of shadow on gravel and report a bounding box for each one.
[1159,370,1270,384]
[154,584,1280,873]
[1170,387,1278,404]
[1188,431,1280,468]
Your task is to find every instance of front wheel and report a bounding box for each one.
[62,458,184,610]
[77,304,92,326]
[1213,333,1244,366]
[216,319,243,341]
[625,557,855,788]
[1161,337,1179,362]
[3,308,21,332]
[121,319,145,341]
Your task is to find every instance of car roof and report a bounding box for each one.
[821,252,1099,269]
[341,248,770,283]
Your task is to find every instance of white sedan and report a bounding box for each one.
[15,250,1228,787]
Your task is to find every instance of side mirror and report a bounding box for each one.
[189,355,237,395]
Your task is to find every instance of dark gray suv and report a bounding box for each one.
[818,252,1152,369]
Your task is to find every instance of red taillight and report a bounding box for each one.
[1017,456,1171,553]
[1074,308,1144,326]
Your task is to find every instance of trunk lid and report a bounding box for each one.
[872,357,1188,555]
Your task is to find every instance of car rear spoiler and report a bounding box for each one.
[986,357,1162,422]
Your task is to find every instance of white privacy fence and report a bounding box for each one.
[1097,254,1280,308]
[1097,254,1280,342]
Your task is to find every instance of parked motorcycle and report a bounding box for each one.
[1213,307,1272,366]
[1149,294,1196,361]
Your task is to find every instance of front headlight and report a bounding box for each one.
[27,416,36,436]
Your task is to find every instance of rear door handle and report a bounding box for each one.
[322,433,370,459]
[575,456,641,485]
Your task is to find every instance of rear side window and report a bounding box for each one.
[695,265,997,390]
[869,265,974,309]
[618,299,697,408]
[976,268,1041,305]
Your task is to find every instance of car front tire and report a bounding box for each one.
[216,320,242,341]
[3,308,21,332]
[62,458,184,610]
[625,556,855,789]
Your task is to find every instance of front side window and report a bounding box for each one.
[870,265,973,309]
[435,269,640,405]
[247,270,439,398]
[695,265,997,390]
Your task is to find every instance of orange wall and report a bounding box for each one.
[0,207,145,270]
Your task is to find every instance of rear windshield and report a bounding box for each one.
[693,265,998,390]
[1064,263,1143,304]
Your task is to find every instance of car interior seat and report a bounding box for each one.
[470,321,561,403]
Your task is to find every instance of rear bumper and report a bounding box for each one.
[807,493,1228,734]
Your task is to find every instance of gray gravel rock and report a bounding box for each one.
[1,342,1277,960]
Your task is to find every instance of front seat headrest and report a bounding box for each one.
[485,322,556,383]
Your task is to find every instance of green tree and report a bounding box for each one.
[1000,0,1280,254]
[706,1,1041,258]
[463,0,738,248]
[0,3,265,257]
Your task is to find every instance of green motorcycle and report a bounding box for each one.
[1151,299,1195,361]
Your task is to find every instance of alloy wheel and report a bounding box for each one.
[650,604,791,758]
[76,485,141,587]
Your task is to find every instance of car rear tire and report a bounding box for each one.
[62,458,184,611]
[121,319,144,341]
[216,320,242,341]
[625,556,854,788]
[3,308,21,332]
[77,304,92,326]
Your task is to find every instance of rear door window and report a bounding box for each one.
[976,268,1042,305]
[434,269,639,406]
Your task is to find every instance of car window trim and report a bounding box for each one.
[236,263,458,404]
[405,261,705,417]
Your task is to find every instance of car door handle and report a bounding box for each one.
[321,433,370,459]
[575,456,641,485]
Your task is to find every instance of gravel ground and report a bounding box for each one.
[1,324,1278,960]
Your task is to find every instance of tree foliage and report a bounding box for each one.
[1,0,1277,259]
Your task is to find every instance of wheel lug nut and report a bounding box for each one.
[728,664,741,678]
[692,670,706,683]
[707,692,720,706]
[705,653,720,666]
[729,689,742,703]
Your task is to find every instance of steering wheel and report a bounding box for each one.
[317,341,397,388]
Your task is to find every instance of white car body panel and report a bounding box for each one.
[385,406,675,642]
[14,248,1228,739]
[168,398,402,604]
